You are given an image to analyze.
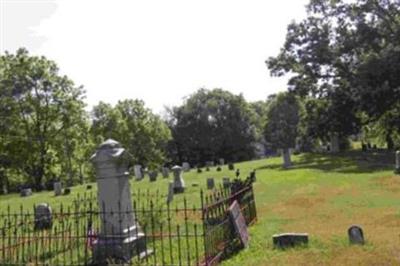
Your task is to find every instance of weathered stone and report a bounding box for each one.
[53,182,62,196]
[167,181,174,204]
[206,161,214,167]
[348,225,364,245]
[273,233,309,249]
[182,162,190,172]
[34,203,52,230]
[172,165,185,193]
[91,139,150,263]
[161,167,169,178]
[134,164,143,180]
[219,158,225,165]
[20,188,32,197]
[222,177,230,189]
[395,151,400,174]
[207,178,215,190]
[149,171,158,182]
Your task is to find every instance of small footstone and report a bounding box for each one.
[348,225,364,245]
[273,233,309,249]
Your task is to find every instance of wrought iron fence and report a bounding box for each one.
[0,177,256,265]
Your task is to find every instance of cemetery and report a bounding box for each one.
[2,1,400,265]
[1,147,400,265]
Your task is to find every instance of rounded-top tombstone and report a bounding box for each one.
[34,203,52,230]
[90,139,149,263]
[348,225,364,245]
[171,165,185,193]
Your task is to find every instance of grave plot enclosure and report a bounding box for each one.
[0,179,257,265]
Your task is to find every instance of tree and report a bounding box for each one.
[264,92,301,168]
[167,89,257,164]
[267,0,400,150]
[90,99,171,169]
[0,48,88,190]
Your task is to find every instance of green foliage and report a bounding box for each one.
[0,48,90,189]
[90,99,171,168]
[264,92,301,150]
[267,0,400,145]
[166,88,257,163]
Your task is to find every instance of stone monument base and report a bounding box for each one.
[93,231,152,264]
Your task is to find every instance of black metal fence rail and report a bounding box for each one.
[0,178,257,265]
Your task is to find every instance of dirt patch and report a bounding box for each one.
[374,176,400,193]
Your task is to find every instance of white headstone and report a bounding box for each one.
[172,165,185,193]
[395,151,400,171]
[182,162,190,172]
[91,139,149,263]
[162,167,169,178]
[219,158,225,165]
[167,181,174,204]
[134,164,143,180]
[54,182,62,196]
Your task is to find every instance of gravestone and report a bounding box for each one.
[222,177,230,189]
[273,233,309,249]
[219,158,225,165]
[20,188,32,197]
[162,167,170,178]
[228,163,235,171]
[228,200,249,248]
[167,181,174,204]
[91,139,150,263]
[395,151,400,174]
[207,178,215,190]
[149,171,158,182]
[54,182,62,196]
[206,161,214,167]
[171,165,185,193]
[182,162,190,172]
[34,203,52,230]
[348,225,364,245]
[134,164,143,180]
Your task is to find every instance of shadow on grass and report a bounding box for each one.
[256,151,395,174]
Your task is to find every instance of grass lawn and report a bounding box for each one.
[1,151,399,265]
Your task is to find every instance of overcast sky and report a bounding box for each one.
[0,0,309,114]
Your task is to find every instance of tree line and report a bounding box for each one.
[1,0,400,192]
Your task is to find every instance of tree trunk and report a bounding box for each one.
[330,133,340,153]
[386,133,394,151]
[282,148,292,169]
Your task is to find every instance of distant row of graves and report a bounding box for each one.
[2,139,257,265]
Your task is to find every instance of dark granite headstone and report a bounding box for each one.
[207,178,215,190]
[34,203,52,230]
[348,225,364,245]
[273,233,308,249]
